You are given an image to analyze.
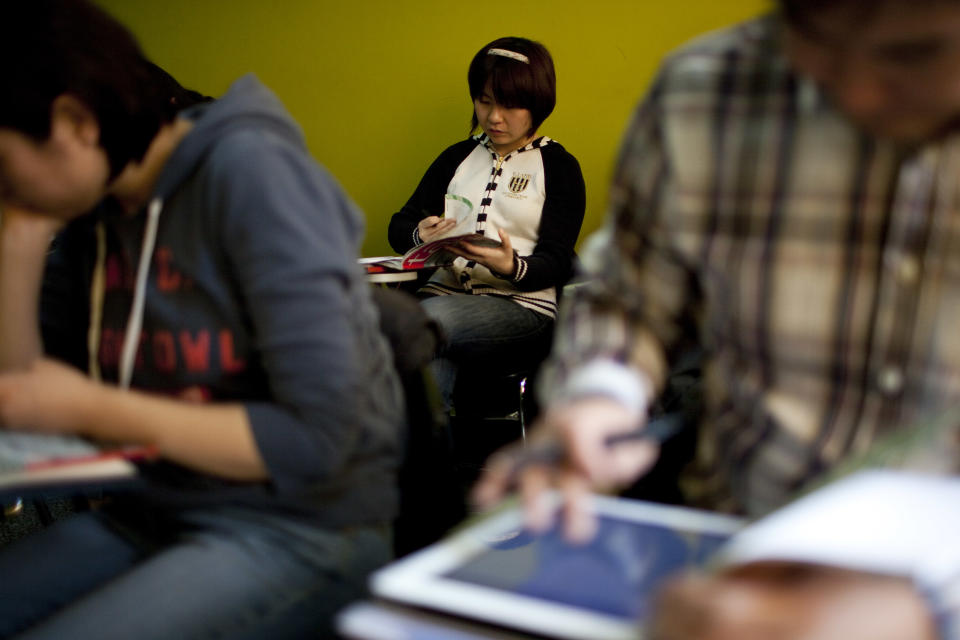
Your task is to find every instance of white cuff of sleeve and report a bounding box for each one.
[914,542,960,640]
[559,359,652,415]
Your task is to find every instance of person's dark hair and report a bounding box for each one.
[146,61,214,120]
[778,0,954,31]
[468,37,556,137]
[779,0,869,28]
[0,0,203,179]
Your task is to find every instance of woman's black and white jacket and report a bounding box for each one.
[388,135,585,319]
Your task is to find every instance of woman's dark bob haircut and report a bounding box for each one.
[468,37,556,137]
[0,0,189,179]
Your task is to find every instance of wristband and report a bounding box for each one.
[558,359,652,415]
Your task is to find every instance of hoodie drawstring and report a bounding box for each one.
[87,197,163,390]
[87,220,107,382]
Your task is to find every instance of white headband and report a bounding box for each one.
[487,48,529,64]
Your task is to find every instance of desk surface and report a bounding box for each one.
[366,271,418,284]
[337,601,538,640]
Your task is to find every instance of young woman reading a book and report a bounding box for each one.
[0,1,402,637]
[387,36,586,411]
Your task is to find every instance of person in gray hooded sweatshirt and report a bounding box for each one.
[0,1,403,637]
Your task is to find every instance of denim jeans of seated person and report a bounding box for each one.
[0,506,389,640]
[420,293,552,412]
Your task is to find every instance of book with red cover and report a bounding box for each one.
[362,209,500,272]
[0,431,155,495]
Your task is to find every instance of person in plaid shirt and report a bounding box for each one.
[477,1,960,637]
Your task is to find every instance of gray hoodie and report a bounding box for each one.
[42,75,403,528]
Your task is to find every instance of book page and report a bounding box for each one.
[359,201,503,272]
[401,215,501,269]
[360,256,406,272]
[714,470,960,577]
[0,431,152,492]
[443,193,474,222]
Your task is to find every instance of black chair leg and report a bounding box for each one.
[32,499,54,526]
[518,375,529,443]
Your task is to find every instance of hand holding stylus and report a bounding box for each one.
[473,396,669,542]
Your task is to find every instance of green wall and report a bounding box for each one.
[96,0,767,257]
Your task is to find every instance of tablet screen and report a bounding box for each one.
[443,514,731,621]
[369,496,743,640]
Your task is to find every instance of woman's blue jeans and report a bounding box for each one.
[420,293,552,411]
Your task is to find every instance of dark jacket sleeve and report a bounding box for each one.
[510,144,586,292]
[208,131,400,489]
[40,217,96,371]
[388,140,478,254]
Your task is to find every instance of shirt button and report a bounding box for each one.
[896,255,920,285]
[878,365,904,395]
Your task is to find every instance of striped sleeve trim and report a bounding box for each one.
[489,251,522,282]
[513,256,529,282]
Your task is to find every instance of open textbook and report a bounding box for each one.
[715,470,960,577]
[363,195,501,272]
[0,431,155,495]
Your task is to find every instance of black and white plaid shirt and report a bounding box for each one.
[545,14,960,514]
[537,13,960,635]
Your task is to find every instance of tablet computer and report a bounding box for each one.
[368,494,744,640]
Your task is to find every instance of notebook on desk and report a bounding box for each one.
[0,430,153,497]
[353,494,744,640]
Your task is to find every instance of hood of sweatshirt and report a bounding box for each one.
[152,74,311,203]
[100,75,351,389]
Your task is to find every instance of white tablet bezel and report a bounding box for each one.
[371,494,744,640]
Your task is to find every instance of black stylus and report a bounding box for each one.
[504,413,686,478]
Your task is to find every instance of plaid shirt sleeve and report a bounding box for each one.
[539,73,694,408]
